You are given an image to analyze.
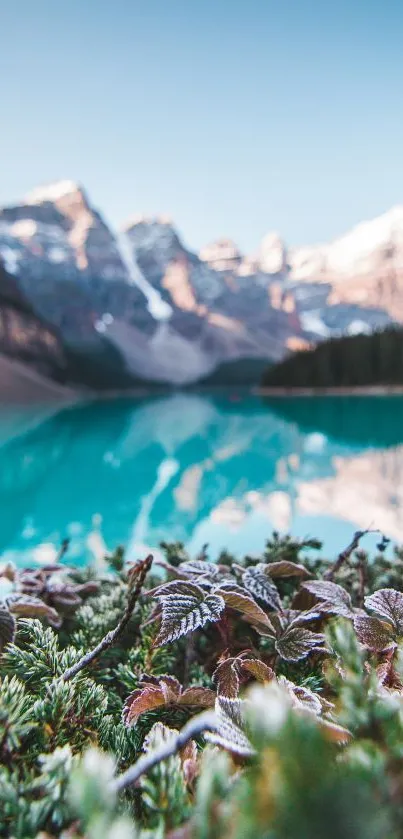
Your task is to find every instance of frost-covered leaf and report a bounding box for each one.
[142,720,175,753]
[213,657,240,698]
[217,587,275,635]
[6,594,62,627]
[178,687,216,708]
[239,658,275,684]
[205,697,255,757]
[153,580,225,645]
[279,677,323,715]
[364,589,403,633]
[0,606,15,654]
[179,559,222,582]
[287,607,324,628]
[140,674,182,702]
[213,653,274,698]
[275,626,326,662]
[123,676,214,727]
[354,615,396,652]
[302,580,353,617]
[242,565,282,610]
[266,561,311,579]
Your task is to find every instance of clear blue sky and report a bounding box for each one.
[1,0,402,252]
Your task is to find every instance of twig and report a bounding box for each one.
[324,530,378,581]
[60,555,153,682]
[57,538,70,564]
[356,550,368,608]
[111,710,218,794]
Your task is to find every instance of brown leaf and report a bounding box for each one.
[213,657,240,698]
[275,626,326,662]
[180,738,199,787]
[122,685,167,726]
[0,606,15,654]
[302,580,353,618]
[217,588,275,635]
[354,615,396,653]
[266,561,311,579]
[376,656,403,690]
[364,589,403,634]
[239,658,275,684]
[141,674,182,703]
[7,595,62,627]
[123,676,213,727]
[279,677,323,715]
[178,687,216,708]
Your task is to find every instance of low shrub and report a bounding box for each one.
[1,533,403,837]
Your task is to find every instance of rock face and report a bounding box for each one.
[0,181,401,391]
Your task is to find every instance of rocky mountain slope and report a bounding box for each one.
[0,181,399,390]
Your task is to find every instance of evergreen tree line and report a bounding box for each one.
[262,326,403,388]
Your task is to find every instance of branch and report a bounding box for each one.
[61,555,153,682]
[324,530,378,581]
[111,710,218,794]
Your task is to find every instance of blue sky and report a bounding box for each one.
[1,0,402,251]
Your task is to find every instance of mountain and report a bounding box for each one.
[288,206,403,322]
[0,182,400,392]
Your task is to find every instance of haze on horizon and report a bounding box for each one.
[1,0,402,253]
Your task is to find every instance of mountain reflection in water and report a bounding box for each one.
[1,393,403,566]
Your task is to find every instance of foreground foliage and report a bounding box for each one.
[2,533,403,836]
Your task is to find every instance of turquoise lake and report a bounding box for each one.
[1,393,403,567]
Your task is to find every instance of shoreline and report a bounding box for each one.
[254,385,403,397]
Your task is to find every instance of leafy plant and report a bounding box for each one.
[2,534,403,837]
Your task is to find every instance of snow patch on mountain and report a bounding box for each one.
[117,233,172,320]
[259,232,288,275]
[24,180,83,204]
[290,205,403,281]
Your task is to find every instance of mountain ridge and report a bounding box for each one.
[0,180,400,392]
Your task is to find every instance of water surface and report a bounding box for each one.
[1,393,403,566]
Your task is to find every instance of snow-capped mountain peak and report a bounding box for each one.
[24,180,85,205]
[290,205,403,282]
[259,231,288,275]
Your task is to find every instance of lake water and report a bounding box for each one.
[1,392,403,567]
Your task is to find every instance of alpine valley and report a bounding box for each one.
[0,180,401,395]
